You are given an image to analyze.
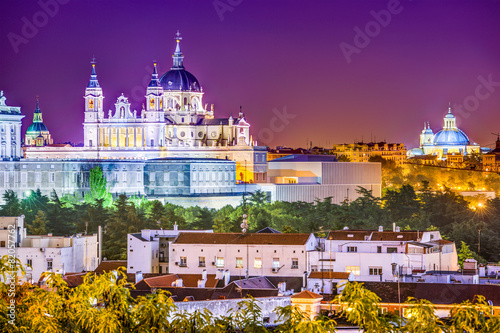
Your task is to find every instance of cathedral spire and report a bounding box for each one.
[87,58,100,88]
[148,62,161,87]
[172,30,185,69]
[33,97,43,123]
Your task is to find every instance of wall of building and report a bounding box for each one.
[172,296,291,324]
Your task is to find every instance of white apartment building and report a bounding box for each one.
[168,232,318,277]
[0,216,98,282]
[127,227,213,274]
[308,226,458,283]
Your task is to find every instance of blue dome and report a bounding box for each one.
[26,122,49,132]
[159,69,201,92]
[433,129,470,146]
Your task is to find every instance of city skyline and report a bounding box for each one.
[1,0,499,149]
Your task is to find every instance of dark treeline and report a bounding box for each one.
[1,183,499,262]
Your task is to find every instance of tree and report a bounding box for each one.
[84,166,112,207]
[401,297,443,333]
[449,295,500,333]
[248,190,270,207]
[0,190,21,216]
[46,191,75,236]
[457,241,474,270]
[333,282,391,332]
[29,210,48,235]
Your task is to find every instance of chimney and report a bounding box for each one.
[303,271,308,290]
[197,279,206,288]
[224,269,230,286]
[216,269,224,280]
[202,269,207,281]
[175,278,183,287]
[135,271,143,283]
[173,223,178,231]
[393,223,396,232]
[395,226,400,232]
[379,226,383,232]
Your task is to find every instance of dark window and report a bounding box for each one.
[387,247,398,253]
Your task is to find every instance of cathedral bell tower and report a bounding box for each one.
[144,62,165,147]
[84,60,104,148]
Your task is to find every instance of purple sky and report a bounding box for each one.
[1,0,499,149]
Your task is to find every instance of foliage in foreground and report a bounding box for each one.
[1,270,499,333]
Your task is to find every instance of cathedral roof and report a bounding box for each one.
[159,32,201,92]
[433,128,470,146]
[26,99,49,133]
[27,122,49,132]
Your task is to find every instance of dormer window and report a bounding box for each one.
[347,234,354,238]
[397,235,403,239]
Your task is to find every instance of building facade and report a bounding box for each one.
[308,227,458,283]
[23,34,267,183]
[409,105,480,160]
[0,158,237,203]
[0,216,98,283]
[0,91,24,160]
[25,99,53,147]
[331,142,407,166]
[168,232,318,277]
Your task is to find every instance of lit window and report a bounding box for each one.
[216,257,224,268]
[346,266,360,275]
[272,258,280,269]
[179,257,187,267]
[198,257,205,267]
[254,257,262,269]
[236,257,243,268]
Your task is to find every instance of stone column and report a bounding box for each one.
[108,127,112,147]
[134,127,137,147]
[125,127,129,147]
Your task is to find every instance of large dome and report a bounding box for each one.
[433,129,470,146]
[159,69,201,92]
[26,122,49,132]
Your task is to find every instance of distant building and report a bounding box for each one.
[261,155,381,204]
[483,137,500,172]
[24,99,53,147]
[0,216,98,283]
[308,227,458,283]
[168,232,318,277]
[409,105,480,160]
[127,227,213,274]
[0,91,24,160]
[331,142,407,166]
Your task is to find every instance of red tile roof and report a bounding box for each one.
[174,232,311,245]
[291,290,322,299]
[94,260,127,273]
[327,230,370,241]
[177,274,219,288]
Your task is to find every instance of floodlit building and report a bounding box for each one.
[331,142,407,166]
[261,155,381,204]
[308,227,458,283]
[168,232,318,277]
[0,91,24,160]
[408,105,480,160]
[0,216,98,283]
[24,99,53,147]
[127,227,214,274]
[23,33,268,184]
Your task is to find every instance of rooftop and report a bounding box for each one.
[173,232,312,245]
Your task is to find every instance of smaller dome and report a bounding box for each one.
[433,129,470,146]
[27,122,49,132]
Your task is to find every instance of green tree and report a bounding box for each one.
[29,210,48,235]
[84,166,113,207]
[401,297,443,333]
[248,190,270,207]
[0,190,21,216]
[457,241,474,269]
[46,191,75,236]
[333,282,391,332]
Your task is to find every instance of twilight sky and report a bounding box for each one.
[1,0,499,149]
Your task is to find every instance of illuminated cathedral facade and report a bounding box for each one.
[25,34,267,183]
[410,105,480,159]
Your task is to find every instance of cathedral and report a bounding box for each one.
[25,99,53,147]
[24,33,267,183]
[409,105,480,159]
